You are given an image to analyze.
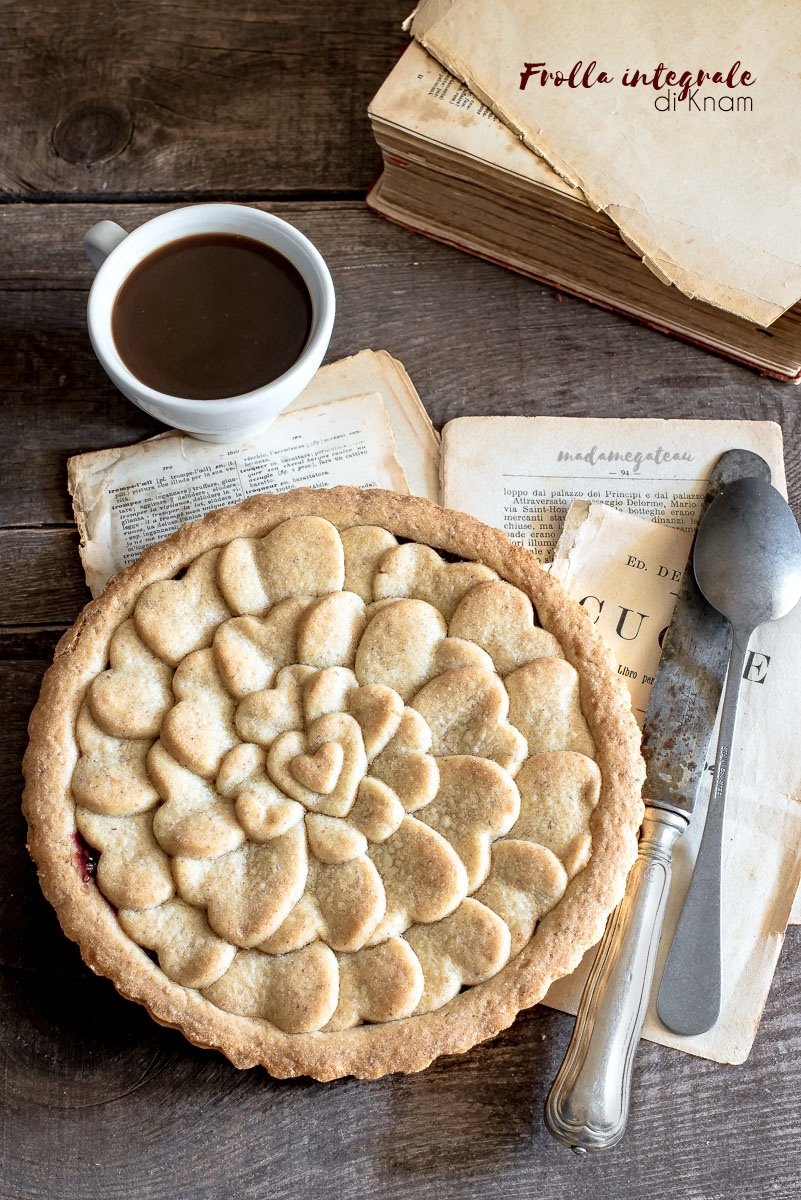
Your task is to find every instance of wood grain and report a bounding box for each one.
[2,931,800,1200]
[0,531,88,625]
[3,105,801,1200]
[0,0,409,199]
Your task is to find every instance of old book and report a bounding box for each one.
[441,414,801,1062]
[367,42,801,381]
[410,0,801,326]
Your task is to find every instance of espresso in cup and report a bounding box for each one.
[111,232,313,401]
[85,204,335,440]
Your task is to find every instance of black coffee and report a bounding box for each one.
[112,232,313,400]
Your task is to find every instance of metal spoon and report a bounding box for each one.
[657,477,801,1036]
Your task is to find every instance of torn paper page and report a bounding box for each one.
[551,501,692,723]
[69,393,408,596]
[284,349,440,502]
[411,0,801,324]
[441,415,786,564]
[545,500,801,1063]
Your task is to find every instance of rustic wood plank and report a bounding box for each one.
[0,530,88,625]
[0,627,71,660]
[0,660,85,977]
[1,904,799,1200]
[2,201,801,530]
[3,0,801,1185]
[0,0,409,199]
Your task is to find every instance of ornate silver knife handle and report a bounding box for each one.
[544,806,686,1152]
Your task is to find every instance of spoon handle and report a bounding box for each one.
[656,625,751,1036]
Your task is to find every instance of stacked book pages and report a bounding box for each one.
[368,35,801,381]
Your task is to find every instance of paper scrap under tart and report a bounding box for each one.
[551,501,692,724]
[70,394,408,597]
[69,350,440,596]
[411,0,801,325]
[284,349,440,502]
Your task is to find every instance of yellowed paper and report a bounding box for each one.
[411,0,801,324]
[70,393,408,596]
[441,415,786,563]
[551,501,692,723]
[369,41,578,197]
[284,349,440,502]
[69,350,439,595]
[546,501,801,1063]
[792,869,801,921]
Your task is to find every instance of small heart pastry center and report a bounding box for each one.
[289,742,344,795]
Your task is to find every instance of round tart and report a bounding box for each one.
[23,487,644,1080]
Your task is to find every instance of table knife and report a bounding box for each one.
[544,449,771,1153]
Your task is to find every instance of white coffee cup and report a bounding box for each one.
[84,203,336,442]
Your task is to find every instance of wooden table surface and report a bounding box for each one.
[2,3,800,1197]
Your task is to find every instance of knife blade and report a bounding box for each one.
[642,448,771,816]
[544,448,772,1153]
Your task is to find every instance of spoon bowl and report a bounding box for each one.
[693,477,801,629]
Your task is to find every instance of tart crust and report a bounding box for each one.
[23,487,644,1080]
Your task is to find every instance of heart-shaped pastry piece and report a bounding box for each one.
[268,713,367,816]
[290,742,344,794]
[305,814,367,864]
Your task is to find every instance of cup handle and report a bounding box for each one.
[84,220,129,270]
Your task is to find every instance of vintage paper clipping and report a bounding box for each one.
[69,394,407,596]
[441,415,786,563]
[411,0,801,324]
[69,350,440,595]
[547,501,801,1063]
[282,349,440,502]
[551,502,692,723]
